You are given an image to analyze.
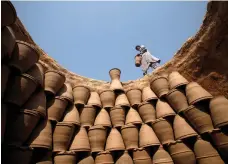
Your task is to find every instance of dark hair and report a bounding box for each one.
[135,45,140,50]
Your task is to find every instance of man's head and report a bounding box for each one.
[135,45,141,51]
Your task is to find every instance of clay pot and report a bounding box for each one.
[1,26,16,60]
[116,151,134,164]
[9,41,40,73]
[2,146,32,164]
[210,129,228,162]
[22,89,46,118]
[138,102,156,123]
[109,68,121,80]
[70,127,91,152]
[72,85,90,107]
[168,140,196,164]
[142,86,158,102]
[105,128,125,151]
[133,147,152,164]
[88,125,107,152]
[26,120,52,149]
[125,107,143,125]
[1,1,17,27]
[47,96,68,122]
[53,122,75,152]
[194,137,224,164]
[78,155,95,164]
[168,71,189,89]
[126,88,142,108]
[139,123,160,148]
[5,109,40,146]
[1,104,7,143]
[34,150,53,164]
[209,96,228,128]
[110,79,124,92]
[150,76,169,98]
[95,151,114,164]
[166,89,188,113]
[152,118,174,145]
[79,105,96,128]
[44,70,66,96]
[121,124,139,150]
[173,115,198,140]
[99,89,115,109]
[54,151,77,164]
[115,92,130,108]
[183,105,214,134]
[62,105,80,126]
[135,54,142,67]
[186,82,213,105]
[110,106,125,128]
[87,91,102,108]
[94,108,112,128]
[26,63,44,87]
[153,146,174,164]
[57,83,73,103]
[4,74,37,107]
[1,64,10,97]
[156,99,176,119]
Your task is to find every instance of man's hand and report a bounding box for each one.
[143,71,147,76]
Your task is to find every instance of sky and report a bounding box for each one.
[12,1,207,82]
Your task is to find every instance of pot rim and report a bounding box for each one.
[125,88,141,93]
[55,96,68,102]
[56,151,77,155]
[189,96,213,105]
[45,70,65,79]
[72,84,90,91]
[150,76,168,83]
[110,106,124,111]
[21,73,38,86]
[3,1,17,25]
[56,122,75,127]
[89,125,106,130]
[16,40,40,59]
[99,89,114,95]
[121,123,136,130]
[151,118,167,124]
[138,101,153,108]
[109,68,121,75]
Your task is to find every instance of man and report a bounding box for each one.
[135,45,161,76]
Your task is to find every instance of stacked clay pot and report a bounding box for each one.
[109,68,124,92]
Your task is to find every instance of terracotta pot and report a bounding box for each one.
[22,89,46,118]
[152,118,174,145]
[72,85,90,107]
[4,74,37,106]
[186,82,213,105]
[95,151,114,164]
[156,99,176,119]
[9,41,40,73]
[126,88,142,108]
[150,76,169,98]
[1,26,16,60]
[1,104,7,143]
[26,120,52,149]
[135,54,142,67]
[1,1,17,27]
[110,106,125,128]
[168,140,196,164]
[87,91,102,108]
[166,89,188,113]
[47,96,68,122]
[70,127,91,152]
[5,109,40,146]
[133,147,152,164]
[115,92,130,108]
[138,102,156,123]
[26,63,44,87]
[57,83,73,103]
[173,115,198,140]
[121,124,139,150]
[53,122,75,152]
[54,151,77,164]
[153,146,174,164]
[88,125,107,152]
[209,96,228,128]
[183,105,214,134]
[1,64,10,97]
[34,150,53,164]
[44,70,66,96]
[142,86,158,102]
[139,123,160,148]
[110,79,124,92]
[2,146,32,164]
[116,151,134,164]
[99,89,115,109]
[94,108,112,128]
[168,71,189,89]
[194,137,224,164]
[62,105,80,126]
[109,68,121,80]
[79,105,96,128]
[105,128,125,151]
[125,107,143,125]
[210,129,228,162]
[78,155,95,164]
